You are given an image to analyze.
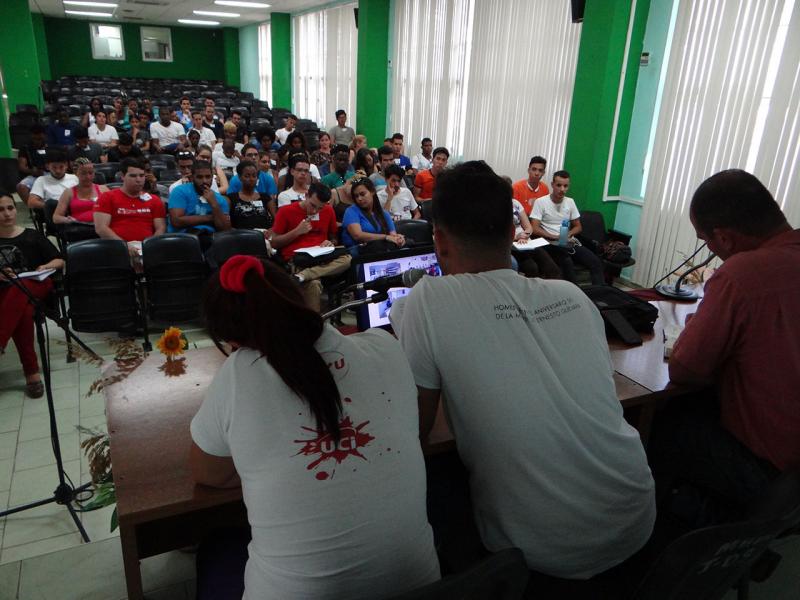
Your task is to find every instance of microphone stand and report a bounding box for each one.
[655,252,716,301]
[0,268,94,542]
[321,291,389,322]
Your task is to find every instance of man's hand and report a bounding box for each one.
[320,240,333,248]
[295,218,312,235]
[0,267,13,281]
[202,187,218,206]
[515,231,530,242]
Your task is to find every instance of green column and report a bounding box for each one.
[562,0,650,223]
[356,0,391,145]
[270,13,292,110]
[32,13,51,82]
[223,27,241,88]
[0,0,43,156]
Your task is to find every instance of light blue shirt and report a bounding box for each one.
[341,205,396,247]
[167,182,229,233]
[227,171,278,196]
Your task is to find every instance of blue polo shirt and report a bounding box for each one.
[341,205,396,247]
[46,122,79,147]
[167,182,230,233]
[227,171,278,196]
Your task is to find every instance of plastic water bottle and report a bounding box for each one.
[558,219,570,247]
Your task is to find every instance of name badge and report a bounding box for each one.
[64,130,71,137]
[252,200,263,208]
[394,158,401,164]
[198,195,208,204]
[37,149,46,155]
[139,193,152,202]
[309,213,320,221]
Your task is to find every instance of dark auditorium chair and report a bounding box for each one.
[419,200,434,223]
[395,219,433,246]
[142,234,207,324]
[158,168,181,183]
[65,239,149,348]
[386,548,528,600]
[94,162,120,185]
[148,154,177,170]
[207,229,269,269]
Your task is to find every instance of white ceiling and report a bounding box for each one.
[29,0,327,27]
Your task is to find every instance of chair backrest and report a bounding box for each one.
[386,548,528,600]
[142,234,206,323]
[395,219,434,245]
[749,469,800,531]
[632,518,787,600]
[149,154,177,169]
[207,229,269,269]
[579,210,608,244]
[66,239,140,333]
[420,201,434,223]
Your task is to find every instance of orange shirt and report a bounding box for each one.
[414,169,437,201]
[512,179,550,215]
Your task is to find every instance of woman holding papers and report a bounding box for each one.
[0,193,64,398]
[190,256,439,599]
[341,177,405,251]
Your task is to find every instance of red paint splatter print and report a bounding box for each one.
[293,416,375,479]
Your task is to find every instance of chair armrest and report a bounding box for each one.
[607,229,632,245]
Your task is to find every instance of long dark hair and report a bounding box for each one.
[203,259,343,439]
[353,147,376,174]
[352,177,390,234]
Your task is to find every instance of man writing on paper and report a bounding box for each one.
[390,161,655,582]
[271,182,351,311]
[652,169,800,526]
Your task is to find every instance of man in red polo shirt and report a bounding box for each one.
[512,155,550,215]
[271,182,351,311]
[413,147,449,203]
[94,157,166,247]
[651,169,800,527]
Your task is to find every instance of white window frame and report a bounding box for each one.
[89,23,125,61]
[140,26,173,63]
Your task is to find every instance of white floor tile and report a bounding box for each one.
[0,390,24,412]
[0,561,20,600]
[14,434,79,472]
[2,503,82,552]
[0,407,23,435]
[142,583,188,600]
[0,433,18,462]
[78,394,105,420]
[9,460,80,505]
[79,504,119,544]
[0,461,13,494]
[0,532,83,566]
[21,386,79,418]
[45,368,78,391]
[18,408,78,443]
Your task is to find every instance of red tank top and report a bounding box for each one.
[70,184,102,222]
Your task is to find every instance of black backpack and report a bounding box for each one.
[582,286,659,345]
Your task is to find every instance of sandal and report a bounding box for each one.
[25,380,44,399]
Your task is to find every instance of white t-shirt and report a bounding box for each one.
[149,121,186,146]
[87,124,118,145]
[411,153,432,171]
[278,164,321,180]
[512,198,526,236]
[212,152,240,171]
[275,127,295,145]
[29,173,79,202]
[530,195,580,236]
[191,326,440,600]
[391,270,655,578]
[378,187,418,221]
[277,188,307,207]
[192,126,217,146]
[213,141,244,154]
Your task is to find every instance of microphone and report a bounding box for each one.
[655,252,716,300]
[355,268,427,292]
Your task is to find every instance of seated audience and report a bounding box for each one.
[320,145,355,189]
[187,129,202,154]
[226,146,277,198]
[169,151,204,194]
[391,133,413,171]
[214,122,244,155]
[348,134,367,164]
[202,105,224,141]
[510,190,560,279]
[270,183,351,311]
[328,109,355,146]
[411,138,433,171]
[275,113,298,146]
[67,128,104,164]
[111,97,126,127]
[196,145,228,195]
[530,170,605,285]
[27,149,78,210]
[149,106,187,154]
[277,154,313,207]
[252,127,279,153]
[107,109,124,133]
[88,111,119,148]
[80,97,103,129]
[0,193,64,399]
[651,169,800,527]
[106,133,143,163]
[227,161,275,232]
[310,132,333,170]
[278,136,321,189]
[229,110,249,144]
[390,160,655,580]
[46,109,79,147]
[513,155,550,215]
[213,140,240,172]
[353,147,377,177]
[342,178,405,250]
[53,157,109,236]
[16,124,48,206]
[176,96,193,131]
[413,147,449,202]
[130,113,152,151]
[378,165,420,221]
[370,145,405,189]
[190,256,439,599]
[94,158,166,245]
[191,110,217,147]
[167,160,231,246]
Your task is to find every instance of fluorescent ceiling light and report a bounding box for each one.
[63,1,118,7]
[194,10,240,17]
[214,1,271,8]
[178,19,221,25]
[65,10,113,16]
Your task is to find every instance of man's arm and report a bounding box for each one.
[27,193,45,210]
[205,190,231,231]
[271,218,312,248]
[417,386,441,441]
[152,217,166,236]
[530,218,557,240]
[93,212,123,241]
[189,442,240,488]
[168,207,214,229]
[569,217,582,239]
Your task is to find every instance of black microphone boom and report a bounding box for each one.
[655,253,716,300]
[355,268,427,293]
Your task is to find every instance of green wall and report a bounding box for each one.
[356,0,391,145]
[43,17,229,81]
[562,0,650,225]
[223,27,241,88]
[270,14,292,109]
[32,13,51,82]
[0,0,43,156]
[239,24,261,99]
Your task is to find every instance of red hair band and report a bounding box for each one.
[219,254,264,293]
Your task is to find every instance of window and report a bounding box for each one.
[258,23,273,105]
[90,23,124,61]
[141,27,173,62]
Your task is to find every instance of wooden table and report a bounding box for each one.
[106,301,697,599]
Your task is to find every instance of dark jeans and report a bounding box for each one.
[196,527,250,600]
[544,244,605,285]
[512,248,562,279]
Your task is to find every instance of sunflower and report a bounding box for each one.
[156,327,187,358]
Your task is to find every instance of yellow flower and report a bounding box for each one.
[156,327,187,358]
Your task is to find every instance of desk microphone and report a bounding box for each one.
[655,253,716,300]
[355,268,427,292]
